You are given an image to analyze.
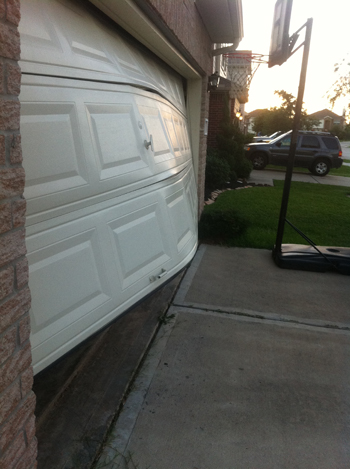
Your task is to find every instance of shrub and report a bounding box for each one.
[234,156,253,179]
[198,206,247,243]
[205,151,230,191]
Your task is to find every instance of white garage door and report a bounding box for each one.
[20,0,198,373]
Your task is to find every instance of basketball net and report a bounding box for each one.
[223,51,266,100]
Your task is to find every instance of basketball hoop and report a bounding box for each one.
[223,51,268,102]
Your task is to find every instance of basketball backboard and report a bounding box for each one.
[269,0,293,68]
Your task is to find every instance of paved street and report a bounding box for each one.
[97,246,350,469]
[341,140,350,160]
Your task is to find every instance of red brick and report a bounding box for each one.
[0,23,20,60]
[0,228,27,268]
[0,1,5,19]
[13,437,37,469]
[15,257,28,290]
[18,314,30,345]
[9,133,21,163]
[0,392,36,452]
[0,134,5,165]
[24,413,36,445]
[0,342,32,394]
[0,325,17,365]
[0,266,14,300]
[0,167,24,199]
[20,366,33,398]
[1,261,14,293]
[0,98,20,130]
[0,61,4,95]
[7,63,21,96]
[6,0,21,27]
[12,198,26,228]
[0,430,26,469]
[0,287,31,335]
[0,201,12,233]
[0,381,21,424]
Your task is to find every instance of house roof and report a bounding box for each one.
[246,109,268,118]
[307,109,344,120]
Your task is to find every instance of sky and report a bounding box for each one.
[239,0,350,116]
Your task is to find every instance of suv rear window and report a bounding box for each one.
[300,136,320,148]
[322,137,339,150]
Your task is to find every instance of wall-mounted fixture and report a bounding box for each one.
[208,71,220,91]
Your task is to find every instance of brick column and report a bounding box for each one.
[0,1,37,468]
[197,76,210,215]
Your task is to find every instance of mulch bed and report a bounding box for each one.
[204,179,272,205]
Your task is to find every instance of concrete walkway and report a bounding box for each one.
[97,245,350,469]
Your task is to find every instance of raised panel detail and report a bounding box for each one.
[166,189,194,252]
[21,102,88,199]
[28,228,111,336]
[163,112,180,154]
[139,106,173,163]
[108,204,170,289]
[20,0,62,50]
[86,103,148,180]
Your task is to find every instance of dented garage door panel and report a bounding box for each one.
[20,0,198,374]
[21,77,192,224]
[27,166,197,372]
[19,0,185,114]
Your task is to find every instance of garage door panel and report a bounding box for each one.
[28,229,112,336]
[108,203,171,290]
[20,0,62,52]
[21,80,192,221]
[27,164,197,373]
[165,187,197,254]
[21,101,89,201]
[20,0,186,114]
[86,103,149,180]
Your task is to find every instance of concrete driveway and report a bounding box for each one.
[97,245,350,469]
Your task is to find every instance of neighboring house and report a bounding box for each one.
[244,108,268,134]
[0,0,244,467]
[307,109,346,131]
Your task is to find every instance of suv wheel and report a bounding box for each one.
[310,158,330,177]
[251,152,267,170]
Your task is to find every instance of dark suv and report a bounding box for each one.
[245,130,343,176]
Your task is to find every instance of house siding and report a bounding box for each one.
[0,1,37,467]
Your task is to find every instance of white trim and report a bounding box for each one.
[88,0,200,80]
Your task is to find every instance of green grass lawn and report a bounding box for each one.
[201,181,350,249]
[266,164,350,177]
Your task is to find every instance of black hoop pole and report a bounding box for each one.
[274,18,313,252]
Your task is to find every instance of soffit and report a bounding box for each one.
[195,0,244,44]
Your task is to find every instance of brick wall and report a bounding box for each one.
[142,0,212,74]
[207,92,227,149]
[0,1,37,468]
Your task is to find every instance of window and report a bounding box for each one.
[301,136,319,148]
[322,137,339,150]
[279,136,291,147]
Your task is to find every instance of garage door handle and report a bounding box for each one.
[144,134,154,151]
[149,268,167,282]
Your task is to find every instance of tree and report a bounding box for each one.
[328,55,350,120]
[252,90,319,135]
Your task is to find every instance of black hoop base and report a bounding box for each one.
[273,244,350,275]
